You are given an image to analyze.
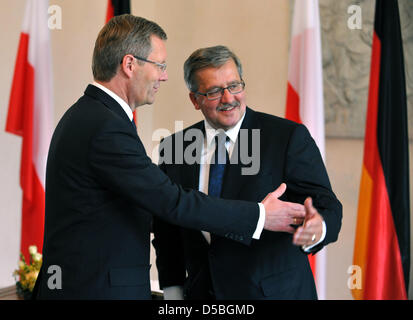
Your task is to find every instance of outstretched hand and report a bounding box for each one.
[262,183,305,233]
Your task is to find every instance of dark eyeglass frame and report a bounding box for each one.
[120,55,167,72]
[194,80,245,101]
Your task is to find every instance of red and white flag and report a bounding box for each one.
[285,0,326,299]
[6,0,53,260]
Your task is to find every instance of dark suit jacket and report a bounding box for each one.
[152,107,342,300]
[34,85,260,300]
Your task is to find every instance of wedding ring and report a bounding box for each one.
[293,218,297,225]
[311,234,316,242]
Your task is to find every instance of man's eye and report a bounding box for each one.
[208,89,221,94]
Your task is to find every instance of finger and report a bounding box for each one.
[293,232,313,246]
[261,184,285,203]
[284,203,305,219]
[293,226,316,246]
[261,192,271,203]
[290,217,304,226]
[300,217,316,235]
[303,218,314,230]
[272,183,287,199]
[293,227,305,245]
[304,197,317,221]
[294,217,305,225]
[286,202,306,212]
[284,225,296,234]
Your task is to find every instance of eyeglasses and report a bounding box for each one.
[194,81,245,101]
[134,56,167,72]
[120,55,167,72]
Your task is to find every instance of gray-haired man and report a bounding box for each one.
[153,45,342,300]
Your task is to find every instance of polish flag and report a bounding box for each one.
[5,0,53,260]
[285,0,326,299]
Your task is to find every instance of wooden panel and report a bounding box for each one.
[0,285,21,300]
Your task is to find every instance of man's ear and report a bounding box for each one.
[189,92,201,110]
[119,54,135,78]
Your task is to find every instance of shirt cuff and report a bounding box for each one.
[163,285,184,300]
[253,203,266,239]
[302,220,327,252]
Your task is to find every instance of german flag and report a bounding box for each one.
[106,0,130,23]
[353,0,410,300]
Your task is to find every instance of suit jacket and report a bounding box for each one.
[152,107,342,300]
[34,85,260,300]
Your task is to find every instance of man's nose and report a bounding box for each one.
[220,87,233,103]
[160,70,168,81]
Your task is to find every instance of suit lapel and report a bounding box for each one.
[180,121,204,190]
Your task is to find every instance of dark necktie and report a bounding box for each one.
[208,132,229,198]
[208,132,229,247]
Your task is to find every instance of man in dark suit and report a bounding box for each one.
[33,16,308,300]
[152,46,342,300]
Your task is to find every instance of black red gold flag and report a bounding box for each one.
[353,0,410,300]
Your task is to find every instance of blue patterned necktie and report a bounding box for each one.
[208,132,229,198]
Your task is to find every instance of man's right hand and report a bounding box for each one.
[261,183,305,233]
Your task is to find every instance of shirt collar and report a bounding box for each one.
[92,82,134,121]
[204,110,246,148]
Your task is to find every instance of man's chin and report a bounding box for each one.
[142,97,156,106]
[215,120,239,131]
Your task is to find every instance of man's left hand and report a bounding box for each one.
[292,197,324,247]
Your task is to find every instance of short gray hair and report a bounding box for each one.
[92,14,167,82]
[183,45,243,92]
